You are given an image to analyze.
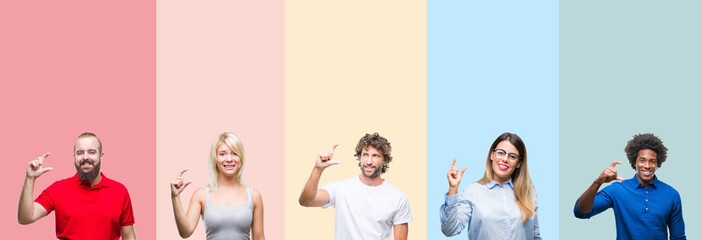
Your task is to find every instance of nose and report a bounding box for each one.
[643,161,654,168]
[363,156,372,165]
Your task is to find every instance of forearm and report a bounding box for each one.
[576,181,603,213]
[299,167,323,206]
[171,196,194,238]
[18,177,36,224]
[440,195,467,237]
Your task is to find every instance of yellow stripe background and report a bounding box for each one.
[285,1,427,238]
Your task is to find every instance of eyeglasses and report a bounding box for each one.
[493,149,521,162]
[637,158,658,166]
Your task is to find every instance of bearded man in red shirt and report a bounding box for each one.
[18,132,136,240]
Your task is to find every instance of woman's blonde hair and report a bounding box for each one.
[208,132,245,191]
[477,132,536,223]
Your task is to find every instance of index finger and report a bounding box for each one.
[38,152,51,164]
[451,158,457,167]
[330,144,339,153]
[609,161,623,169]
[177,169,188,177]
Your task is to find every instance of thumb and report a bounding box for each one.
[459,167,468,177]
[183,180,193,188]
[40,167,54,175]
[615,176,624,181]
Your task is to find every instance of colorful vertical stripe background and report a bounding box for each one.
[1,0,700,239]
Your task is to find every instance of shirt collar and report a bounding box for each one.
[631,174,658,189]
[70,172,110,189]
[487,178,514,189]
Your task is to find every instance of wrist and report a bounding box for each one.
[313,165,325,173]
[448,186,458,196]
[593,178,604,185]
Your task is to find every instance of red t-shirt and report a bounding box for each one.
[35,173,135,240]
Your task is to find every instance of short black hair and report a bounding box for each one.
[624,133,667,169]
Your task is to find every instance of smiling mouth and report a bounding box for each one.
[640,170,653,177]
[223,164,236,168]
[497,163,509,171]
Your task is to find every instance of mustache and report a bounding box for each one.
[79,159,95,165]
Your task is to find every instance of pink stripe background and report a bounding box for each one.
[0,0,156,239]
[156,0,284,239]
[4,0,284,238]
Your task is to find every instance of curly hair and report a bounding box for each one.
[624,133,668,169]
[354,132,393,173]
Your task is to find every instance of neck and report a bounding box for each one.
[493,174,510,186]
[358,174,384,186]
[637,175,654,187]
[217,175,241,188]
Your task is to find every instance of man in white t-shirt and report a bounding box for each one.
[299,132,412,240]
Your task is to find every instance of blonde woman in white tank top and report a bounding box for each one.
[170,132,265,240]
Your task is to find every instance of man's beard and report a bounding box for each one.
[75,159,101,182]
[360,163,382,179]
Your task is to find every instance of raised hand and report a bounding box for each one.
[596,161,624,184]
[26,153,53,180]
[447,158,467,196]
[315,144,342,169]
[171,169,193,197]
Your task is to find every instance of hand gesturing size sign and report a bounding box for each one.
[26,153,53,180]
[446,158,468,196]
[316,144,342,169]
[596,161,625,184]
[171,169,193,197]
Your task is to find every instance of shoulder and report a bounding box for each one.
[103,177,128,191]
[381,180,408,198]
[41,178,69,196]
[46,177,70,189]
[251,188,263,205]
[324,176,356,188]
[602,179,626,192]
[655,179,681,198]
[191,187,207,202]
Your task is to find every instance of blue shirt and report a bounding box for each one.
[440,179,541,240]
[574,175,686,240]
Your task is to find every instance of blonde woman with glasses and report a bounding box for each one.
[440,132,540,239]
[170,132,265,240]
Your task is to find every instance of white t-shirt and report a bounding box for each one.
[321,175,413,240]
